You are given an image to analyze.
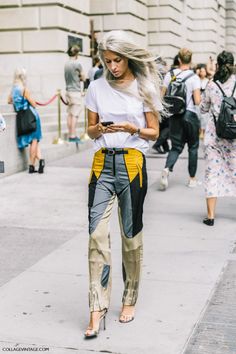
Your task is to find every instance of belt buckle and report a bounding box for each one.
[107,148,115,156]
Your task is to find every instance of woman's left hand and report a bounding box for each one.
[109,122,137,135]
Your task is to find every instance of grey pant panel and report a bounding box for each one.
[89,153,132,236]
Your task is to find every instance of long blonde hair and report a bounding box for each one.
[13,67,27,89]
[98,31,163,119]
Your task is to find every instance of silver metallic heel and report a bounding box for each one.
[84,309,107,339]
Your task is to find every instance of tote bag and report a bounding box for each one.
[16,108,37,137]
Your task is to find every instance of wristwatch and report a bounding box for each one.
[132,128,140,137]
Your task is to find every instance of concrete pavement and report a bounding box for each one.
[0,145,235,354]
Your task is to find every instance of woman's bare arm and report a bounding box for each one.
[23,88,37,108]
[7,94,13,104]
[109,111,160,141]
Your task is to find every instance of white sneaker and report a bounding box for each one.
[187,179,201,188]
[159,168,169,191]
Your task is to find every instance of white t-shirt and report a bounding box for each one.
[163,69,201,113]
[85,78,162,154]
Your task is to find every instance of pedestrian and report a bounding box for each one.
[196,64,209,139]
[206,56,217,79]
[64,45,85,142]
[93,67,103,80]
[159,48,201,190]
[87,56,102,83]
[200,50,236,226]
[8,67,45,174]
[152,55,178,155]
[84,30,162,339]
[0,113,6,173]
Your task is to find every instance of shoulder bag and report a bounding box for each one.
[16,91,37,137]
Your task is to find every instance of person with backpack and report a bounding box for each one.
[159,48,201,190]
[152,56,177,154]
[200,51,236,226]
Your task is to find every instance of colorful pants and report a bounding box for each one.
[88,148,147,312]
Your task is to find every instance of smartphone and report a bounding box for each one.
[101,121,114,126]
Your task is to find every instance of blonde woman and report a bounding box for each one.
[84,31,162,339]
[8,68,45,173]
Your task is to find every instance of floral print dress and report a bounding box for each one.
[200,75,236,197]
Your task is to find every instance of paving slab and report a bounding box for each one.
[183,261,236,354]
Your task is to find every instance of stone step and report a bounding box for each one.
[0,103,62,115]
[1,108,86,127]
[0,110,91,178]
[40,139,92,163]
[42,125,85,144]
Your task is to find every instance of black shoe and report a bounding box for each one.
[38,159,45,174]
[162,142,170,153]
[29,165,37,174]
[203,218,214,226]
[152,145,165,154]
[163,146,170,153]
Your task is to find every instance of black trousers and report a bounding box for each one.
[153,118,170,149]
[165,110,200,177]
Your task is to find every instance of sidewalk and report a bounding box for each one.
[0,145,235,354]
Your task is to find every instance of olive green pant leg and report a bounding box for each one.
[118,207,143,306]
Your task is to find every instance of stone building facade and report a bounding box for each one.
[0,0,235,100]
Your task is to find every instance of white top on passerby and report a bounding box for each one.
[85,77,162,155]
[163,69,201,114]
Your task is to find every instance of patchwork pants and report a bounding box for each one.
[88,148,147,312]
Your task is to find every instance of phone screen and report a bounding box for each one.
[101,121,114,126]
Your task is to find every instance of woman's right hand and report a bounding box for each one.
[97,123,117,134]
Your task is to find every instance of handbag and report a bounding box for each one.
[16,108,37,137]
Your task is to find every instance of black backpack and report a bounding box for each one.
[165,70,195,115]
[213,80,236,140]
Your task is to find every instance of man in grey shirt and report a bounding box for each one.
[64,45,85,142]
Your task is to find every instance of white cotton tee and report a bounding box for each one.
[163,69,201,114]
[85,77,163,154]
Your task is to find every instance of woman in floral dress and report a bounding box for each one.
[200,51,236,226]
